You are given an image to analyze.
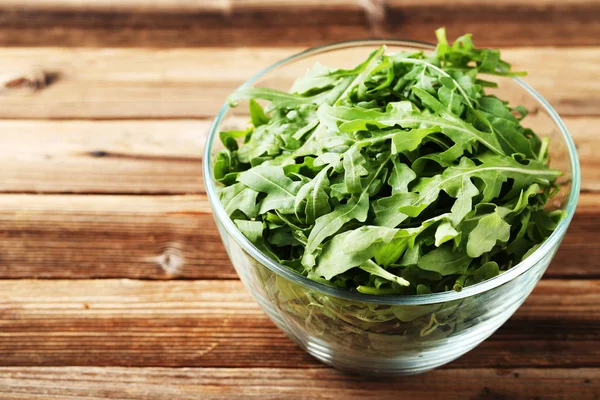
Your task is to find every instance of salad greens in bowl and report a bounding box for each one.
[203,29,580,375]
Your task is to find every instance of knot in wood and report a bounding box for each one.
[155,243,185,276]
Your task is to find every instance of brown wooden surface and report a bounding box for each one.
[1,279,600,369]
[0,47,597,119]
[0,0,598,47]
[0,194,596,280]
[1,1,599,398]
[0,367,597,400]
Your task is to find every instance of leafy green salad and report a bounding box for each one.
[215,29,563,296]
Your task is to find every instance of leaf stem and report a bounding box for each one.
[397,58,473,108]
[538,137,550,162]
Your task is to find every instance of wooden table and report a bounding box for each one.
[0,1,599,398]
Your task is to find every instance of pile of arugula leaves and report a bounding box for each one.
[215,28,562,296]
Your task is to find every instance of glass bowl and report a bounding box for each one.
[202,40,580,375]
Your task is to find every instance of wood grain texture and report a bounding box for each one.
[0,120,205,194]
[0,3,596,397]
[0,193,595,280]
[7,0,599,12]
[0,366,598,400]
[0,0,597,47]
[0,47,597,119]
[0,279,599,368]
[0,194,232,279]
[0,115,594,194]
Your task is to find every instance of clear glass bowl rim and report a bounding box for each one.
[203,39,581,306]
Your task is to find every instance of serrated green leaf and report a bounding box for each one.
[388,159,416,193]
[294,165,332,224]
[467,211,511,258]
[238,165,300,214]
[216,28,562,297]
[219,182,259,218]
[417,246,472,276]
[343,146,369,193]
[391,127,440,154]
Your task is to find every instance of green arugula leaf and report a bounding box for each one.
[215,28,563,297]
[396,155,560,219]
[249,99,270,127]
[360,260,410,287]
[342,146,369,193]
[312,227,394,279]
[319,100,505,158]
[303,192,369,267]
[294,165,332,224]
[219,129,249,151]
[219,182,259,218]
[435,221,460,247]
[472,261,500,284]
[450,176,479,225]
[229,87,322,108]
[388,158,416,193]
[238,165,300,214]
[417,246,472,276]
[391,127,440,154]
[466,211,511,258]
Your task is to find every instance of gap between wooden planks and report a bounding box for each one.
[0,0,597,47]
[0,193,596,280]
[0,367,597,400]
[0,119,205,194]
[0,279,599,369]
[0,47,597,119]
[0,116,596,194]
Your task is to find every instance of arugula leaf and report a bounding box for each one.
[319,100,505,157]
[466,211,511,258]
[449,176,479,225]
[229,87,322,108]
[417,246,472,276]
[391,127,440,154]
[220,129,249,151]
[388,158,416,193]
[395,155,559,220]
[217,28,563,297]
[360,260,410,287]
[219,182,259,218]
[313,215,446,279]
[303,192,370,266]
[435,221,460,247]
[249,99,270,127]
[312,228,394,280]
[342,146,369,193]
[335,46,387,106]
[294,165,332,224]
[473,261,500,283]
[238,165,300,214]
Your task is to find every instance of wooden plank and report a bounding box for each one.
[547,195,600,278]
[0,193,595,280]
[568,117,600,192]
[0,367,598,400]
[6,0,598,12]
[0,0,361,12]
[0,279,599,368]
[0,0,597,47]
[0,194,232,279]
[0,120,205,194]
[0,47,597,119]
[0,115,594,194]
